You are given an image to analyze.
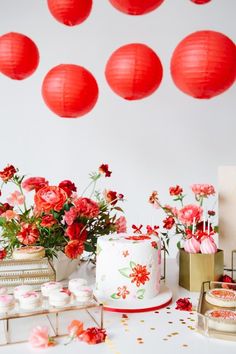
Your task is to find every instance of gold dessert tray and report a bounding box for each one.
[0,295,103,345]
[0,258,55,290]
[197,281,236,341]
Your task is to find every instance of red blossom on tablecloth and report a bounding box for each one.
[65,222,87,241]
[80,327,107,345]
[0,165,16,182]
[130,264,150,287]
[28,326,56,349]
[41,214,57,228]
[58,180,77,197]
[0,249,7,260]
[175,298,193,311]
[66,320,84,344]
[99,164,112,177]
[163,216,175,230]
[22,177,48,192]
[169,185,183,196]
[65,240,84,259]
[74,197,99,218]
[17,223,39,245]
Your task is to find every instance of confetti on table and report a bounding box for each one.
[122,314,128,319]
[182,344,188,347]
[150,327,156,330]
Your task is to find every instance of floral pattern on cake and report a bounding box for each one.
[111,286,130,300]
[122,250,129,257]
[118,261,150,288]
[151,241,158,249]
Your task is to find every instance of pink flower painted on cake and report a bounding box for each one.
[116,286,130,299]
[28,326,56,349]
[178,204,203,226]
[115,216,127,233]
[191,184,215,197]
[74,197,99,218]
[130,264,150,287]
[122,250,129,257]
[7,191,25,206]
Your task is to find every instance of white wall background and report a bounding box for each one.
[0,0,235,255]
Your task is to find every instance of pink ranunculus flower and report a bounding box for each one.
[74,197,99,219]
[7,191,25,206]
[191,184,215,197]
[28,326,56,349]
[22,177,48,192]
[115,216,127,233]
[178,204,203,226]
[63,207,78,226]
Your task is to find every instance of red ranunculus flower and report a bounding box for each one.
[80,327,107,345]
[22,177,49,192]
[130,264,150,287]
[17,223,39,245]
[41,215,57,228]
[58,180,77,197]
[175,298,193,311]
[99,164,112,177]
[65,222,87,241]
[34,186,67,213]
[0,203,13,216]
[0,165,16,182]
[169,185,183,196]
[0,249,7,260]
[65,240,84,259]
[163,216,175,230]
[74,197,99,218]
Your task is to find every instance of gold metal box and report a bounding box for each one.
[179,249,224,292]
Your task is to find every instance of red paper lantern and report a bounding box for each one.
[109,0,164,15]
[0,32,39,80]
[190,0,211,4]
[105,43,163,100]
[42,64,99,118]
[47,0,92,26]
[170,31,236,99]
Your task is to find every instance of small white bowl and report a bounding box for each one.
[73,286,93,303]
[41,281,62,297]
[49,289,70,307]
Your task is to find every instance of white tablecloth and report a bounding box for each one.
[0,259,235,353]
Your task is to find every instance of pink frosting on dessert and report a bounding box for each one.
[0,295,13,304]
[208,309,236,321]
[22,291,38,299]
[200,237,217,254]
[184,237,200,253]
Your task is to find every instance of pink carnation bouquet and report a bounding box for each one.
[149,184,218,254]
[0,164,126,262]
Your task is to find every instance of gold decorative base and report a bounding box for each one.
[179,249,224,292]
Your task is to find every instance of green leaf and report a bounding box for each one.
[137,289,145,300]
[129,261,136,270]
[118,268,131,278]
[111,293,120,300]
[177,241,181,249]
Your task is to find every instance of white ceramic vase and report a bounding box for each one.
[52,252,80,281]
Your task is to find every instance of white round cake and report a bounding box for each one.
[96,234,161,301]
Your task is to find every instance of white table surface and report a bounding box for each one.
[0,259,235,353]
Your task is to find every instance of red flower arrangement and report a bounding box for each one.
[149,184,217,253]
[175,297,193,311]
[0,164,126,261]
[130,264,150,287]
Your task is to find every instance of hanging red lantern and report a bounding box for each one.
[0,32,39,80]
[47,0,92,26]
[109,0,164,15]
[170,30,236,99]
[190,0,211,4]
[42,64,99,118]
[105,43,163,100]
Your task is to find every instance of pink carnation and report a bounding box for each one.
[74,198,99,218]
[178,204,203,226]
[191,184,215,197]
[63,207,78,226]
[28,326,55,349]
[115,216,127,233]
[7,191,25,206]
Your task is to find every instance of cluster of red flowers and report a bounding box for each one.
[0,163,126,261]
